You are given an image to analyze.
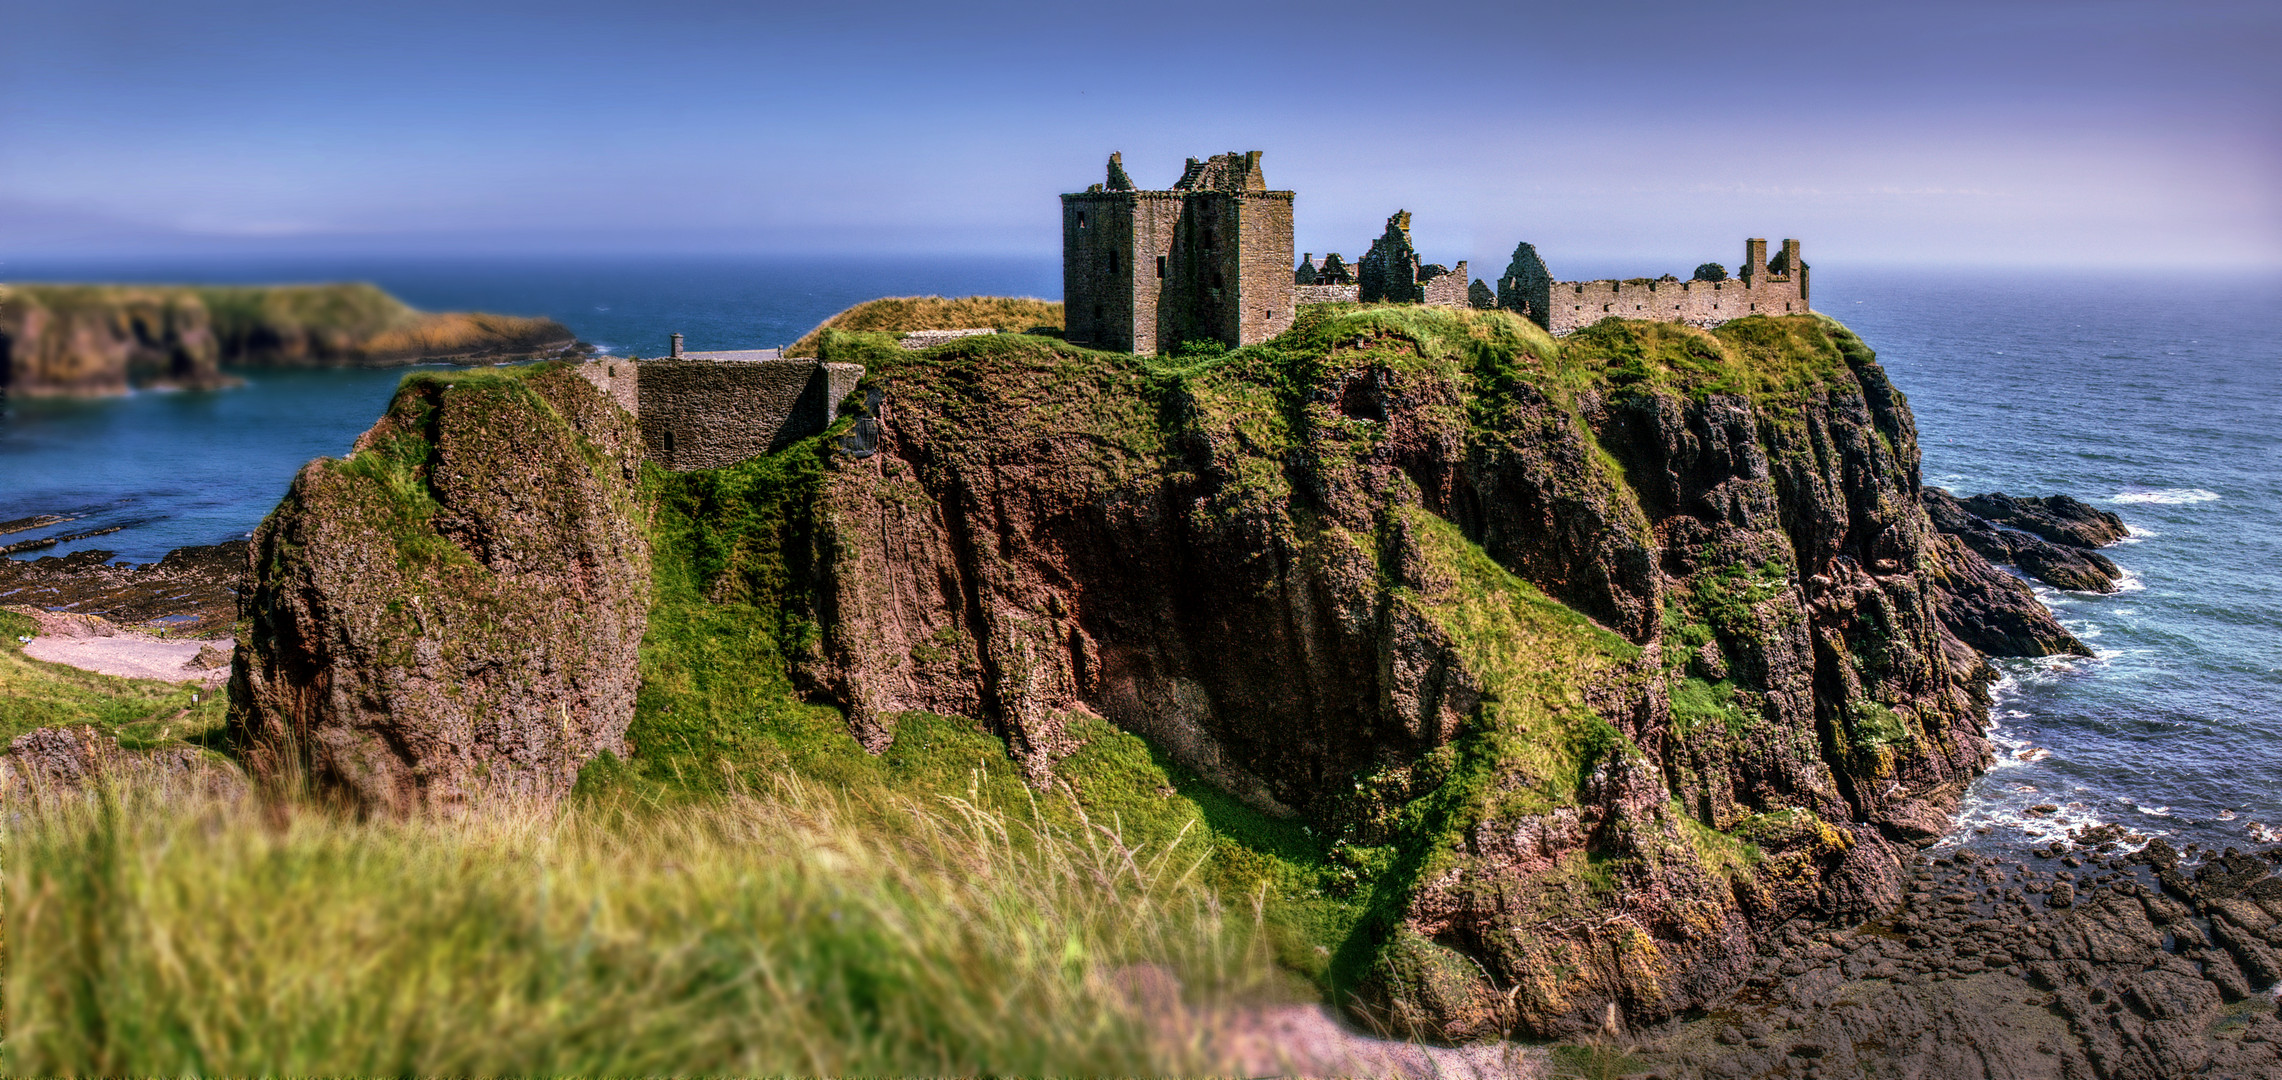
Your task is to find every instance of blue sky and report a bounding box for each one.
[2,0,2276,271]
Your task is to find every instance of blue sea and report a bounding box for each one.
[2,256,2275,855]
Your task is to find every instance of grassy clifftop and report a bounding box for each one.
[781,294,1062,357]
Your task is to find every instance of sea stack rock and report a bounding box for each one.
[230,365,649,813]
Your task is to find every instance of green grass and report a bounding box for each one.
[2,779,1270,1076]
[0,609,224,748]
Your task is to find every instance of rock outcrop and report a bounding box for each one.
[0,283,578,398]
[0,724,242,802]
[1925,487,2126,593]
[768,309,2055,1038]
[1634,844,2282,1080]
[229,365,648,814]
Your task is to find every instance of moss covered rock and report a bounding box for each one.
[231,365,648,813]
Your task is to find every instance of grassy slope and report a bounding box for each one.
[0,608,225,748]
[781,295,1063,357]
[655,305,1865,993]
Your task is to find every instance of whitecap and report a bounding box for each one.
[2108,488,2220,505]
[2110,569,2147,594]
[2136,804,2172,817]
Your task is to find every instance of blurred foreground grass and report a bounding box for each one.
[2,777,1271,1076]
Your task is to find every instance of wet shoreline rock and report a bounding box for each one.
[1631,843,2282,1079]
[1924,488,2127,594]
[0,539,247,636]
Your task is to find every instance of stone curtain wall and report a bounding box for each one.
[1539,275,1806,334]
[635,359,862,471]
[1509,238,1810,335]
[1297,284,1361,303]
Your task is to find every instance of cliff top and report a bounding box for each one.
[782,295,1062,358]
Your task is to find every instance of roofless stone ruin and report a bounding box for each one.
[1063,150,1809,349]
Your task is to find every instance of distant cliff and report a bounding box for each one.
[0,282,580,397]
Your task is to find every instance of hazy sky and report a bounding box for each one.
[3,0,2276,271]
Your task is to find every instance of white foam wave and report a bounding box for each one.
[2110,568,2146,594]
[2115,523,2156,544]
[2108,488,2220,505]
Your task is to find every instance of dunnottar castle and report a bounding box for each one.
[1063,150,1809,350]
[585,149,1811,471]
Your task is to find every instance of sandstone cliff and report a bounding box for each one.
[693,307,2078,1038]
[229,365,647,813]
[0,283,578,398]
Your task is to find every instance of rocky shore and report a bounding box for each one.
[1926,489,2130,594]
[1630,836,2282,1080]
[0,538,244,635]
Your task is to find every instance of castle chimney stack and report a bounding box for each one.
[670,332,684,358]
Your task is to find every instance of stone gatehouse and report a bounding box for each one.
[575,338,862,472]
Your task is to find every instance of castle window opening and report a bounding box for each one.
[1077,211,1087,228]
[1156,255,1165,278]
[663,431,675,454]
[1107,250,1118,275]
[1204,227,1216,249]
[1212,269,1225,289]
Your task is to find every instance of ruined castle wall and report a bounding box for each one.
[1233,192,1296,345]
[1062,192,1133,351]
[1420,261,1469,307]
[1543,276,1807,335]
[635,359,858,472]
[1297,284,1361,304]
[574,357,640,417]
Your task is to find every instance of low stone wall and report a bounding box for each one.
[635,359,863,471]
[1420,263,1469,307]
[1296,284,1360,303]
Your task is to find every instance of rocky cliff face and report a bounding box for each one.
[0,283,578,398]
[230,365,648,813]
[774,309,2074,1038]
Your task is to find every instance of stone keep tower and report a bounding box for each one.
[1062,151,1296,354]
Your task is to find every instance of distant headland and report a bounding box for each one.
[0,282,579,399]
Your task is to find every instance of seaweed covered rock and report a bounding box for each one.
[756,308,2013,1038]
[231,365,648,813]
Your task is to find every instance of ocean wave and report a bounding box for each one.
[1945,790,2155,851]
[2115,523,2157,543]
[2108,488,2220,505]
[2110,568,2147,594]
